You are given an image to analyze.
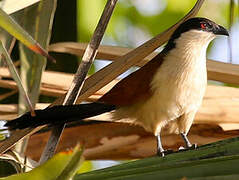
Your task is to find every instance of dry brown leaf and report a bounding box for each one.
[49,42,157,64]
[49,43,239,86]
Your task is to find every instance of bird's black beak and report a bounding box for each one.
[214,25,229,36]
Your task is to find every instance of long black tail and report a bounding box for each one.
[5,102,116,130]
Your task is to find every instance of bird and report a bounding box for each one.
[5,17,229,156]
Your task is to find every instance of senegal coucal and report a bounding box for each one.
[5,17,229,156]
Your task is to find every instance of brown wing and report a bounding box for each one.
[98,53,166,106]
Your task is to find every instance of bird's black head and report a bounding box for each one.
[164,17,229,52]
[173,17,228,37]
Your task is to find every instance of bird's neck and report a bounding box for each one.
[164,30,215,67]
[151,30,216,90]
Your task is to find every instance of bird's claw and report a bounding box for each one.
[178,144,197,152]
[157,149,174,157]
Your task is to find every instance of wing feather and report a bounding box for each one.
[99,53,166,106]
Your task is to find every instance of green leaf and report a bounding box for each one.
[0,41,33,113]
[76,155,239,180]
[18,0,56,113]
[0,145,83,180]
[0,7,53,61]
[189,174,239,180]
[74,137,239,180]
[14,0,57,153]
[56,145,84,180]
[77,161,93,174]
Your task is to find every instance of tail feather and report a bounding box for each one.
[5,102,116,130]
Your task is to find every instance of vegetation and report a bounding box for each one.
[0,0,238,179]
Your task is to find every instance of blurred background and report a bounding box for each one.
[51,0,232,73]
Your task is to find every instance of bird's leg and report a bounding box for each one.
[156,134,173,157]
[177,112,197,151]
[157,135,164,156]
[180,133,197,150]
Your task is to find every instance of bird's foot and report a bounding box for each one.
[179,144,197,152]
[157,149,174,157]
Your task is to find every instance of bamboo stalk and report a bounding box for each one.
[39,0,118,164]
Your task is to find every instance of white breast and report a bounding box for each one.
[112,30,216,135]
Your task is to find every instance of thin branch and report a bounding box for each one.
[0,42,35,116]
[39,0,118,164]
[7,37,16,55]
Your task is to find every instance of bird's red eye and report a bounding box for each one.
[201,23,206,29]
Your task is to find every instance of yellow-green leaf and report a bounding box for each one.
[0,8,54,62]
[0,145,83,180]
